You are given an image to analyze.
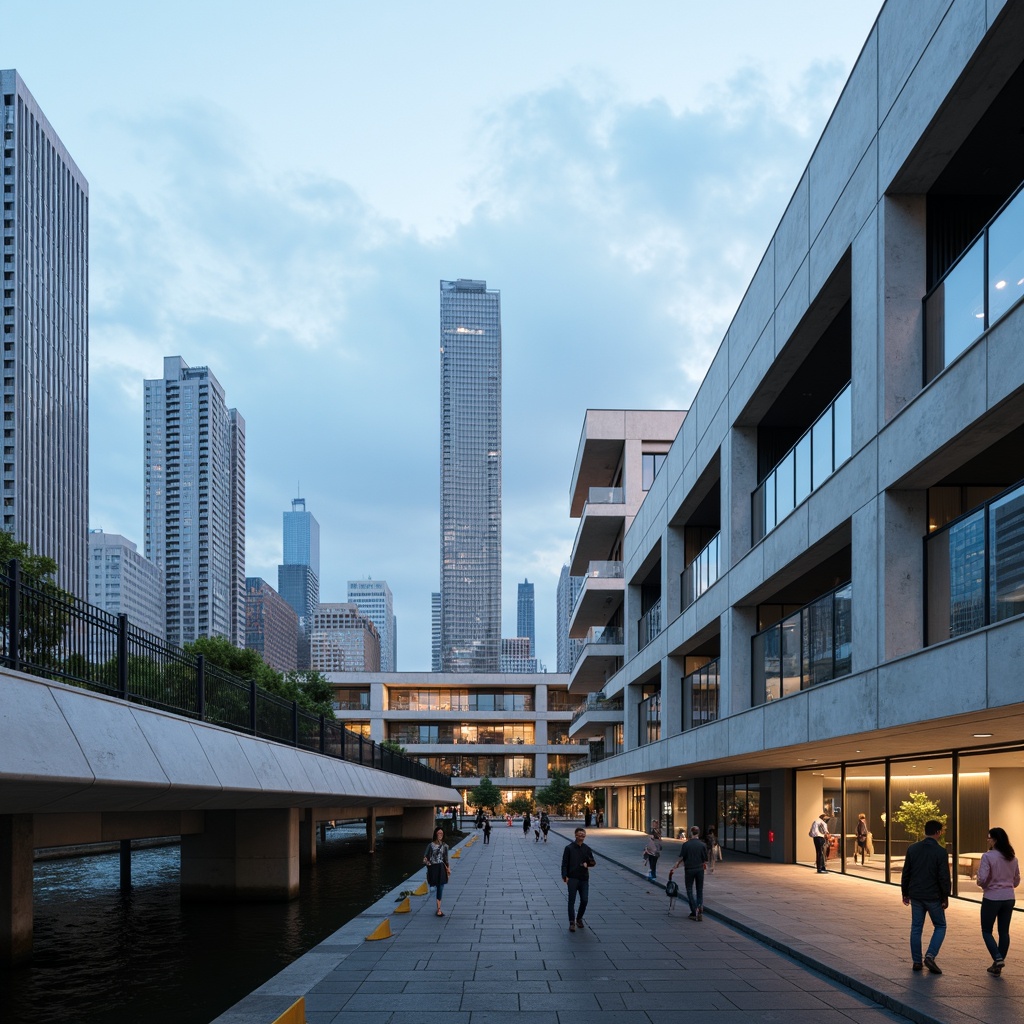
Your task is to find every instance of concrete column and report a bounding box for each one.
[726,427,758,570]
[181,808,299,902]
[299,809,317,867]
[366,809,377,853]
[382,805,434,840]
[723,604,757,716]
[662,654,684,738]
[880,490,927,661]
[0,814,34,963]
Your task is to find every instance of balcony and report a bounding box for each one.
[568,693,625,740]
[588,486,624,504]
[684,658,720,729]
[926,479,1024,645]
[569,561,624,637]
[752,580,852,706]
[925,181,1024,382]
[681,532,720,612]
[638,597,662,650]
[568,625,624,694]
[752,383,851,544]
[638,691,661,746]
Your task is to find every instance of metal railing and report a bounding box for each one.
[681,532,721,612]
[638,597,662,650]
[570,693,624,725]
[0,560,449,788]
[587,486,624,504]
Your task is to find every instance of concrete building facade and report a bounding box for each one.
[245,577,299,673]
[439,278,502,673]
[144,356,245,647]
[347,579,397,672]
[87,529,165,640]
[569,0,1024,897]
[311,603,381,673]
[329,671,587,809]
[1,71,89,600]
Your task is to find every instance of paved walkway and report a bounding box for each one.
[212,825,1023,1024]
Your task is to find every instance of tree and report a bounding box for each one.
[893,790,947,842]
[469,777,502,812]
[536,771,575,814]
[380,739,407,756]
[507,794,534,816]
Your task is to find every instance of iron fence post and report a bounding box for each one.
[7,558,19,672]
[196,654,205,721]
[117,614,129,700]
[249,679,258,735]
[319,714,325,755]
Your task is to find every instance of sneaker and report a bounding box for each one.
[688,912,697,920]
[576,918,585,929]
[988,958,1005,976]
[568,922,575,932]
[696,908,703,921]
[912,963,923,972]
[923,955,942,975]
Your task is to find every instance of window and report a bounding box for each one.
[642,453,666,490]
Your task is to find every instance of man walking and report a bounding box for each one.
[810,812,831,873]
[901,819,951,974]
[670,826,709,921]
[561,827,597,932]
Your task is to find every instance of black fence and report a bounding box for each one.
[0,560,449,788]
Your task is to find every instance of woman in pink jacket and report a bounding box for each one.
[977,826,1021,975]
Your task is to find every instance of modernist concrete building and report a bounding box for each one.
[311,603,381,673]
[87,529,165,640]
[347,579,397,672]
[1,71,89,600]
[329,671,587,810]
[439,278,502,673]
[144,356,246,647]
[244,577,300,673]
[278,497,319,669]
[570,0,1024,900]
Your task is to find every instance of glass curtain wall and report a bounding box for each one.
[717,775,762,854]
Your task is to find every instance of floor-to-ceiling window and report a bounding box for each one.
[716,774,765,854]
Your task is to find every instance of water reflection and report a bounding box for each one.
[1,831,430,1024]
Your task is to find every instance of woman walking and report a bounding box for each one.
[423,826,451,917]
[977,826,1020,975]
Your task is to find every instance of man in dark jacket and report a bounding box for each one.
[561,827,597,932]
[670,826,709,920]
[900,819,951,974]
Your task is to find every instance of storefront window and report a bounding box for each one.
[889,757,953,887]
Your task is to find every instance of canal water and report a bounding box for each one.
[0,830,435,1024]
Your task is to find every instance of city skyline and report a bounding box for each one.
[2,4,883,669]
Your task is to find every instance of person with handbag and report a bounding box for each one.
[977,826,1020,975]
[423,826,451,917]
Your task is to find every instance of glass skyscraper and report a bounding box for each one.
[278,497,320,670]
[439,279,502,673]
[2,71,89,599]
[517,578,536,656]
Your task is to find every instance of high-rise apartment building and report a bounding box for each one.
[245,577,299,673]
[87,529,165,640]
[278,497,319,669]
[1,71,89,599]
[500,636,537,674]
[556,564,584,674]
[517,579,536,656]
[439,278,501,673]
[347,579,396,672]
[144,356,246,647]
[431,592,441,672]
[311,603,380,673]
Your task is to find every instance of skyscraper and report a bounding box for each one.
[517,578,536,656]
[87,530,165,640]
[347,579,396,672]
[431,592,441,672]
[556,564,585,674]
[311,603,380,673]
[2,71,89,599]
[144,356,246,647]
[277,497,319,669]
[439,278,501,673]
[245,577,299,673]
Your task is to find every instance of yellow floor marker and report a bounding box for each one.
[413,882,428,896]
[451,849,461,858]
[366,918,392,940]
[270,996,305,1024]
[394,897,411,913]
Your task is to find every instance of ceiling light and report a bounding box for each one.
[973,733,993,738]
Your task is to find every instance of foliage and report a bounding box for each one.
[536,771,575,814]
[893,790,947,842]
[506,794,534,816]
[380,739,407,756]
[469,777,502,812]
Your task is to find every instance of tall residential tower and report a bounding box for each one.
[517,578,536,656]
[144,356,246,647]
[439,278,501,673]
[2,71,89,598]
[347,579,396,672]
[277,497,319,669]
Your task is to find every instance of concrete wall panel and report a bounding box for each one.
[775,257,810,353]
[728,707,766,757]
[985,618,1024,709]
[877,1,950,117]
[806,671,880,739]
[775,173,810,300]
[729,246,775,380]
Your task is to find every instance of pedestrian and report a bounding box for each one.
[670,825,709,921]
[704,828,721,872]
[506,813,512,827]
[540,811,550,842]
[584,806,592,828]
[523,811,531,836]
[597,809,604,828]
[423,826,451,917]
[643,829,663,881]
[561,827,597,932]
[901,819,950,974]
[977,826,1020,975]
[855,813,869,865]
[809,812,831,873]
[475,808,484,830]
[483,815,492,844]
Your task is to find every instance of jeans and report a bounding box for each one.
[684,869,704,914]
[567,877,589,922]
[648,855,659,879]
[910,899,947,963]
[813,835,828,871]
[981,898,1015,960]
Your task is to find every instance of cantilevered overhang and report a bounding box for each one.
[569,576,624,638]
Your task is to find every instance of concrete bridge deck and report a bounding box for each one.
[215,824,1022,1024]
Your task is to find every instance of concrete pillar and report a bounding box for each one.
[119,839,132,890]
[723,605,757,716]
[880,490,927,661]
[0,814,33,963]
[382,805,435,841]
[662,654,684,738]
[366,809,377,853]
[299,809,317,867]
[181,808,299,902]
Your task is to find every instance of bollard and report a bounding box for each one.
[394,897,411,913]
[365,918,392,940]
[413,882,428,896]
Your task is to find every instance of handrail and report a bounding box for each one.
[0,560,449,789]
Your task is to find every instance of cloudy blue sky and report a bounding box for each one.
[4,1,882,670]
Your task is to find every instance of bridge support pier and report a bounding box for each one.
[382,805,435,841]
[0,814,33,963]
[299,809,316,867]
[366,809,377,853]
[181,808,299,902]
